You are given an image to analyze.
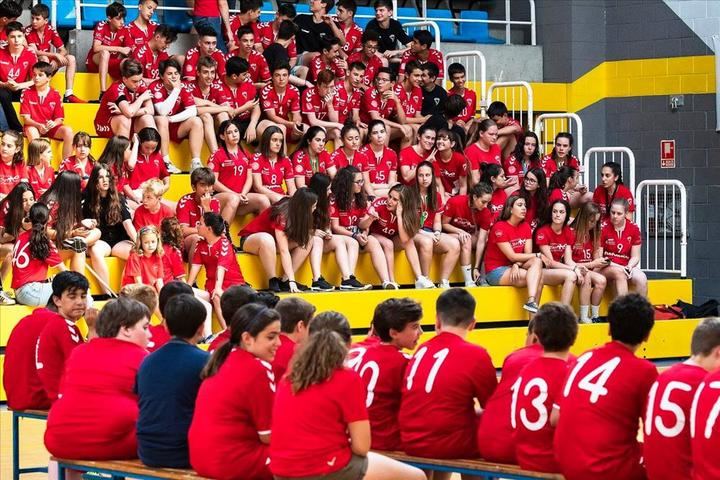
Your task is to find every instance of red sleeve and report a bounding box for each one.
[631,223,642,246]
[124,252,141,278]
[180,87,195,108]
[290,88,300,112]
[170,248,186,278]
[175,197,192,225]
[191,244,203,265]
[251,361,276,433]
[46,243,62,267]
[535,226,550,247]
[472,349,498,407]
[281,158,294,180]
[475,207,493,231]
[19,90,30,115]
[387,149,398,170]
[494,222,511,243]
[259,56,271,82]
[216,239,237,271]
[53,95,64,120]
[51,28,64,48]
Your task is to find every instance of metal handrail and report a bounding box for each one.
[534,112,583,161]
[486,80,533,129]
[402,21,441,52]
[583,146,636,194]
[444,50,486,107]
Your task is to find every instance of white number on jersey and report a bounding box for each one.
[12,241,31,269]
[406,347,450,393]
[510,376,550,432]
[358,361,380,407]
[645,380,693,438]
[691,381,720,440]
[563,352,621,404]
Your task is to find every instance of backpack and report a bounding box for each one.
[675,299,719,319]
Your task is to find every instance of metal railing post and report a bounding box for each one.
[444,51,487,108]
[486,81,533,131]
[533,113,583,160]
[583,147,636,193]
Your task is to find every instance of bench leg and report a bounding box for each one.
[12,411,20,480]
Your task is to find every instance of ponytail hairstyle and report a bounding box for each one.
[296,126,327,155]
[475,118,497,146]
[512,131,540,164]
[201,303,282,379]
[26,138,51,167]
[548,166,578,191]
[28,202,52,261]
[570,201,601,251]
[391,184,420,236]
[468,181,493,208]
[413,161,437,212]
[331,165,367,212]
[1,181,34,238]
[602,161,623,185]
[271,187,318,247]
[0,130,24,166]
[535,199,571,244]
[551,132,574,161]
[308,172,331,230]
[217,118,243,153]
[479,163,504,189]
[39,171,83,244]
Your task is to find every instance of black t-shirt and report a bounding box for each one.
[82,193,132,247]
[421,84,448,116]
[294,14,335,54]
[263,43,290,71]
[365,18,411,52]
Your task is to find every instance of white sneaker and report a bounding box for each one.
[0,290,16,305]
[579,317,592,324]
[382,281,400,290]
[166,160,182,174]
[414,276,436,289]
[439,279,451,288]
[464,280,475,287]
[189,158,203,173]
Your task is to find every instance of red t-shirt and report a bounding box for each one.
[193,0,219,17]
[398,146,426,185]
[308,53,345,82]
[484,221,532,273]
[442,194,492,234]
[548,187,570,204]
[333,80,362,124]
[359,145,397,185]
[535,224,575,262]
[260,84,301,121]
[347,51,383,88]
[251,153,294,195]
[36,312,84,403]
[215,80,256,121]
[184,79,227,105]
[271,333,296,382]
[643,362,707,480]
[2,308,57,410]
[368,197,398,237]
[146,324,171,353]
[183,47,227,79]
[400,48,445,78]
[554,341,658,480]
[270,368,368,477]
[208,147,250,194]
[329,198,367,229]
[176,193,220,228]
[400,332,497,458]
[329,148,367,172]
[593,183,636,219]
[227,16,262,53]
[600,221,641,267]
[44,338,147,460]
[121,20,158,48]
[161,244,186,283]
[94,80,149,136]
[238,207,285,237]
[208,329,231,352]
[301,86,331,122]
[449,86,477,123]
[420,192,444,230]
[291,148,333,182]
[127,151,169,189]
[346,342,408,451]
[571,232,596,264]
[502,154,528,187]
[189,348,274,480]
[131,44,168,80]
[191,237,245,292]
[27,164,55,197]
[86,21,126,66]
[60,156,94,190]
[359,87,396,124]
[20,86,64,124]
[477,344,543,463]
[535,154,580,180]
[513,356,572,473]
[11,230,62,289]
[0,161,28,196]
[24,24,64,51]
[121,251,164,287]
[691,369,720,480]
[434,151,468,194]
[393,83,423,118]
[465,143,502,171]
[233,50,271,84]
[132,203,174,230]
[338,21,363,55]
[0,46,38,82]
[488,188,507,223]
[149,79,195,117]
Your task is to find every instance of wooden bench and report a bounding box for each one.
[53,458,211,479]
[11,409,49,480]
[379,451,564,480]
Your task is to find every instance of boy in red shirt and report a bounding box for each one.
[215,56,261,144]
[301,69,343,142]
[177,167,221,261]
[272,297,315,380]
[334,61,365,129]
[227,0,262,53]
[690,321,720,480]
[644,318,720,480]
[554,293,657,480]
[335,0,363,58]
[0,22,38,131]
[399,30,444,85]
[121,0,158,50]
[183,25,227,81]
[25,3,85,103]
[399,288,498,458]
[394,60,427,142]
[131,25,176,83]
[447,62,477,138]
[0,0,21,49]
[308,36,346,83]
[184,56,233,152]
[21,61,74,159]
[230,25,270,89]
[487,101,524,159]
[360,67,411,147]
[257,63,305,146]
[86,2,129,98]
[347,29,383,89]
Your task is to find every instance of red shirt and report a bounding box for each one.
[548,187,570,204]
[488,188,507,223]
[442,195,492,233]
[368,197,398,237]
[271,334,296,381]
[347,51,383,88]
[193,0,219,17]
[20,86,64,124]
[600,221,641,266]
[572,233,596,263]
[513,356,572,473]
[400,332,497,458]
[121,20,158,48]
[359,145,397,185]
[554,341,657,480]
[176,192,220,228]
[94,80,149,135]
[503,154,529,186]
[60,156,94,190]
[393,83,423,118]
[465,143,502,171]
[535,224,575,262]
[149,79,195,116]
[251,153,294,195]
[132,44,168,80]
[260,84,301,121]
[360,87,396,124]
[209,329,231,352]
[643,362,707,480]
[398,146,426,185]
[258,22,298,57]
[400,48,445,79]
[301,86,331,122]
[0,46,37,82]
[270,368,368,477]
[132,203,174,230]
[2,308,57,410]
[329,148,367,172]
[161,244,186,282]
[37,313,84,403]
[87,21,126,65]
[227,16,262,51]
[477,344,543,463]
[420,192,444,230]
[189,348,274,480]
[449,86,477,123]
[346,342,408,450]
[593,183,635,219]
[308,53,345,82]
[11,230,62,289]
[192,236,245,292]
[691,369,720,480]
[535,154,580,179]
[24,24,64,51]
[238,207,284,237]
[183,47,227,79]
[127,151,169,189]
[44,338,147,460]
[233,50,271,84]
[333,80,362,124]
[484,220,532,272]
[146,323,171,353]
[184,79,227,105]
[208,147,251,193]
[215,80,256,121]
[291,148,333,182]
[27,164,55,197]
[329,198,367,229]
[121,251,164,287]
[434,151,468,193]
[338,22,363,55]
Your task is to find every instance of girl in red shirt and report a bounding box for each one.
[569,202,608,323]
[593,161,635,221]
[210,119,271,224]
[503,132,539,195]
[270,314,425,480]
[484,195,546,313]
[123,127,170,211]
[238,188,317,293]
[0,130,27,200]
[536,131,581,181]
[330,166,394,288]
[59,132,95,190]
[414,161,460,288]
[292,126,336,188]
[465,118,502,185]
[598,198,647,298]
[251,126,296,205]
[433,128,468,200]
[329,124,370,183]
[189,303,282,480]
[0,181,34,284]
[26,138,55,197]
[132,178,175,230]
[479,163,510,223]
[548,165,590,208]
[518,167,548,231]
[121,225,165,292]
[359,119,398,198]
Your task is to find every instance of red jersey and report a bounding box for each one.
[347,51,383,88]
[191,236,245,292]
[36,313,84,402]
[291,148,333,182]
[477,344,543,463]
[368,197,398,237]
[132,203,174,230]
[338,21,363,55]
[643,362,707,480]
[442,195,492,234]
[503,154,529,186]
[420,192,444,230]
[535,224,575,262]
[512,356,572,473]
[484,220,532,272]
[238,207,284,237]
[449,86,477,123]
[2,308,57,410]
[571,232,597,263]
[536,154,580,179]
[121,251,164,287]
[208,147,250,193]
[20,86,64,124]
[121,20,158,48]
[161,244,186,282]
[0,46,38,82]
[27,165,55,197]
[44,338,147,460]
[359,87,396,124]
[251,153,294,195]
[183,79,227,105]
[11,230,62,289]
[189,348,274,480]
[548,187,570,204]
[400,48,445,79]
[400,332,497,458]
[346,342,409,450]
[86,21,126,65]
[600,221,641,266]
[434,151,468,194]
[398,146,426,185]
[465,143,502,171]
[175,192,220,228]
[329,148,367,172]
[227,16,262,51]
[260,84,301,121]
[127,151,169,189]
[131,44,168,80]
[301,86,331,122]
[333,80,362,124]
[329,197,367,229]
[488,188,507,223]
[554,341,657,480]
[691,370,720,480]
[271,368,368,477]
[308,53,345,82]
[94,80,149,136]
[146,323,171,353]
[208,329,230,352]
[149,79,195,116]
[359,145,397,185]
[593,183,635,219]
[271,333,296,381]
[233,50,270,84]
[59,156,94,190]
[183,47,227,79]
[393,83,423,118]
[215,80,256,121]
[24,24,64,52]
[258,22,298,57]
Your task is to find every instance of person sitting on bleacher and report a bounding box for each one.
[293,0,345,65]
[433,128,468,199]
[487,101,524,160]
[399,30,444,86]
[272,296,315,379]
[44,297,151,461]
[258,63,306,148]
[25,3,85,104]
[394,60,429,141]
[447,63,478,140]
[335,0,363,58]
[176,167,221,261]
[465,119,502,184]
[301,70,344,143]
[358,119,398,197]
[259,4,299,68]
[366,0,411,65]
[122,0,158,50]
[185,56,229,152]
[335,62,366,133]
[0,0,21,49]
[359,67,411,148]
[0,22,37,132]
[231,25,271,90]
[123,128,169,209]
[503,131,539,195]
[308,37,346,84]
[131,25,176,84]
[419,62,447,118]
[292,127,335,188]
[227,0,263,54]
[86,2,129,101]
[263,20,306,88]
[536,131,581,181]
[183,25,227,81]
[399,124,435,185]
[348,29,383,89]
[214,57,261,144]
[593,160,635,223]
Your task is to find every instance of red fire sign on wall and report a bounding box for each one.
[661,139,675,169]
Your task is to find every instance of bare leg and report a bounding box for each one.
[373,234,396,283]
[241,233,277,280]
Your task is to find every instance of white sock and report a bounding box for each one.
[192,157,201,165]
[580,305,589,322]
[461,264,473,284]
[64,89,73,97]
[163,155,172,164]
[591,305,600,319]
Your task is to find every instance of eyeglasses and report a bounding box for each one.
[524,178,538,184]
[376,77,391,83]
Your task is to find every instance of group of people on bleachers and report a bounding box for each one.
[4,272,720,480]
[0,0,647,325]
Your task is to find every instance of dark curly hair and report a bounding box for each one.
[331,165,367,213]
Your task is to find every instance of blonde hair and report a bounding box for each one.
[141,178,165,198]
[27,138,51,167]
[134,225,164,256]
[119,283,159,313]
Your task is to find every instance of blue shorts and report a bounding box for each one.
[486,266,511,286]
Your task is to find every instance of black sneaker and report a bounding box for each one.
[268,277,282,293]
[340,275,372,290]
[295,281,310,292]
[311,277,335,292]
[63,237,87,253]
